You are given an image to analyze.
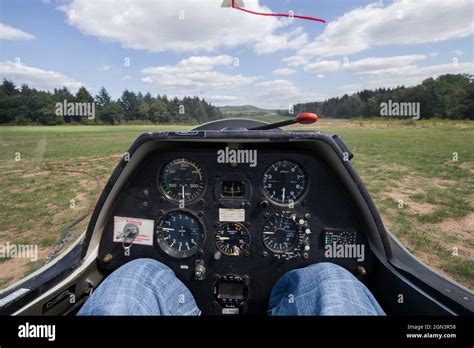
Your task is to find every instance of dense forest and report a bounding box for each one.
[0,81,223,125]
[285,74,474,119]
[0,73,472,125]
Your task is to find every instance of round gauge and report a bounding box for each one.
[262,160,306,204]
[339,230,356,245]
[262,213,299,253]
[156,211,205,259]
[215,222,250,256]
[159,158,205,203]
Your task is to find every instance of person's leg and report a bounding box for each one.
[78,258,200,315]
[268,262,385,316]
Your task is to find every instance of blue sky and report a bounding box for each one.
[0,0,473,108]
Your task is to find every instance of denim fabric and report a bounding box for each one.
[78,258,200,315]
[267,262,385,315]
[79,259,384,316]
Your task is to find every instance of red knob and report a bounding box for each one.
[295,113,318,124]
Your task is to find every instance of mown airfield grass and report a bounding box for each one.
[0,119,472,290]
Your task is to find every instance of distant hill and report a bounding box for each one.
[218,105,277,115]
[218,105,289,123]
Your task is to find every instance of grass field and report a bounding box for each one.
[0,119,473,290]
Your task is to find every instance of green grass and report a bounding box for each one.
[0,120,473,289]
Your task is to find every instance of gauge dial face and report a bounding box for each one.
[338,230,356,245]
[156,211,205,259]
[263,160,306,204]
[159,158,205,203]
[215,222,250,256]
[262,213,299,253]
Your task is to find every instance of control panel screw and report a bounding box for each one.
[159,197,165,203]
[213,251,222,260]
[302,252,309,259]
[357,266,367,278]
[143,189,149,196]
[142,201,148,208]
[262,251,269,257]
[102,253,113,263]
[260,200,269,209]
[304,213,310,219]
[199,199,205,205]
[198,211,204,217]
[264,212,270,218]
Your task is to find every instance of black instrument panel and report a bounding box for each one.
[98,143,372,315]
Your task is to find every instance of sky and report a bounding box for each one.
[0,0,473,109]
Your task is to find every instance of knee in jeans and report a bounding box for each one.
[291,262,355,283]
[115,258,171,278]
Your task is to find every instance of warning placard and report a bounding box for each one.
[113,216,154,246]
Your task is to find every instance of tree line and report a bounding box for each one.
[0,80,223,125]
[284,74,473,119]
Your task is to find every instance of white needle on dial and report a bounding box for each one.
[181,185,185,207]
[282,187,286,202]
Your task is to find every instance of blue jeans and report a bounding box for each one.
[78,259,385,316]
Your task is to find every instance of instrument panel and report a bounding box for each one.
[98,144,372,315]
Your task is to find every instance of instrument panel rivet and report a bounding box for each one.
[103,254,113,263]
[304,213,310,219]
[262,251,269,257]
[357,266,367,277]
[302,253,309,259]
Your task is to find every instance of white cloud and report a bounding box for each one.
[59,0,302,54]
[428,52,439,57]
[255,27,308,54]
[317,74,325,79]
[304,55,427,74]
[0,61,83,91]
[0,23,35,40]
[206,95,239,104]
[284,0,473,63]
[122,75,131,80]
[452,50,464,56]
[343,61,474,92]
[272,68,296,76]
[141,55,260,91]
[252,79,326,108]
[99,64,111,71]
